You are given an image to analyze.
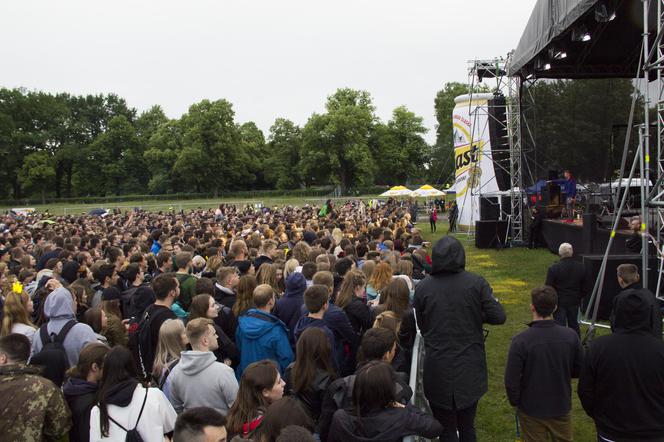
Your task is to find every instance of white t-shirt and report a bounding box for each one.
[11,322,36,345]
[90,384,176,442]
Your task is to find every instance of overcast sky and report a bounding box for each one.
[1,0,534,144]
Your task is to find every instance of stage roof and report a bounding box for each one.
[508,0,656,79]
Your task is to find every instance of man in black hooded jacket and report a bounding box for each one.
[578,289,664,441]
[613,263,662,338]
[414,236,506,442]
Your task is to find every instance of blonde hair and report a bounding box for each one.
[1,291,35,337]
[205,255,223,274]
[186,318,214,346]
[152,319,186,380]
[369,262,393,293]
[396,260,413,279]
[283,259,299,281]
[256,263,278,292]
[373,310,401,334]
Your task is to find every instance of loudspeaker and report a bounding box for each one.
[487,95,510,191]
[547,183,561,206]
[475,220,509,249]
[480,197,500,220]
[581,255,659,321]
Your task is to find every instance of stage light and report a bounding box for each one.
[595,4,616,22]
[534,58,551,71]
[572,25,591,42]
[548,47,567,60]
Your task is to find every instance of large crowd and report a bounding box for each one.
[0,198,663,442]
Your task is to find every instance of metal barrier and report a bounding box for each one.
[403,329,432,442]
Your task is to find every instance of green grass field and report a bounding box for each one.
[420,228,604,441]
[0,196,379,215]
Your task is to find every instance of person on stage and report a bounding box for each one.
[625,215,643,253]
[550,170,577,222]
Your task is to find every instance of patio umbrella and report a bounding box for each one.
[379,186,413,197]
[88,208,108,216]
[412,184,445,198]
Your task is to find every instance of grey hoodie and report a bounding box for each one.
[31,287,98,367]
[168,350,239,415]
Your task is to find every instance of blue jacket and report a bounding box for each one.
[293,315,338,371]
[552,178,577,198]
[273,273,307,345]
[235,309,294,378]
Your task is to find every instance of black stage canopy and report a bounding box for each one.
[509,0,656,79]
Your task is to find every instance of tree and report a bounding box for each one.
[300,88,376,193]
[386,106,429,183]
[176,99,250,195]
[84,115,141,195]
[19,151,55,203]
[264,118,303,189]
[144,120,184,194]
[239,122,267,188]
[526,79,641,182]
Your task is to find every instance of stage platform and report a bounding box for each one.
[541,218,635,255]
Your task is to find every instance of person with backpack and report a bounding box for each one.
[0,333,72,441]
[90,346,177,442]
[175,252,197,311]
[319,327,412,442]
[328,361,443,442]
[30,285,98,387]
[168,318,239,415]
[128,273,178,381]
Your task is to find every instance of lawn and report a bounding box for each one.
[0,195,377,215]
[420,228,600,441]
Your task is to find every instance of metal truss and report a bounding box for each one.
[506,58,524,245]
[464,57,524,245]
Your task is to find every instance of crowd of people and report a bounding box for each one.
[0,197,662,442]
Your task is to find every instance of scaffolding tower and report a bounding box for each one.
[465,57,525,245]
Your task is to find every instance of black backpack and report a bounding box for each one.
[108,386,149,442]
[30,320,77,387]
[128,307,171,381]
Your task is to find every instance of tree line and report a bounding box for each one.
[0,78,640,202]
[0,88,431,202]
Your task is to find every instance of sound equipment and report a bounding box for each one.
[548,183,561,206]
[480,197,500,221]
[475,220,509,249]
[581,254,659,321]
[487,95,510,191]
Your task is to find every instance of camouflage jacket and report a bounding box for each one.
[0,363,71,442]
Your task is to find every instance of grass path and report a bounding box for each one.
[420,229,598,441]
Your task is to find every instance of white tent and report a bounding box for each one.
[412,185,445,198]
[379,186,413,197]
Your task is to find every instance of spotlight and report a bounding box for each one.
[595,4,616,22]
[534,59,552,71]
[548,47,568,60]
[572,25,591,42]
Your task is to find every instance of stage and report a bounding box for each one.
[541,217,635,255]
